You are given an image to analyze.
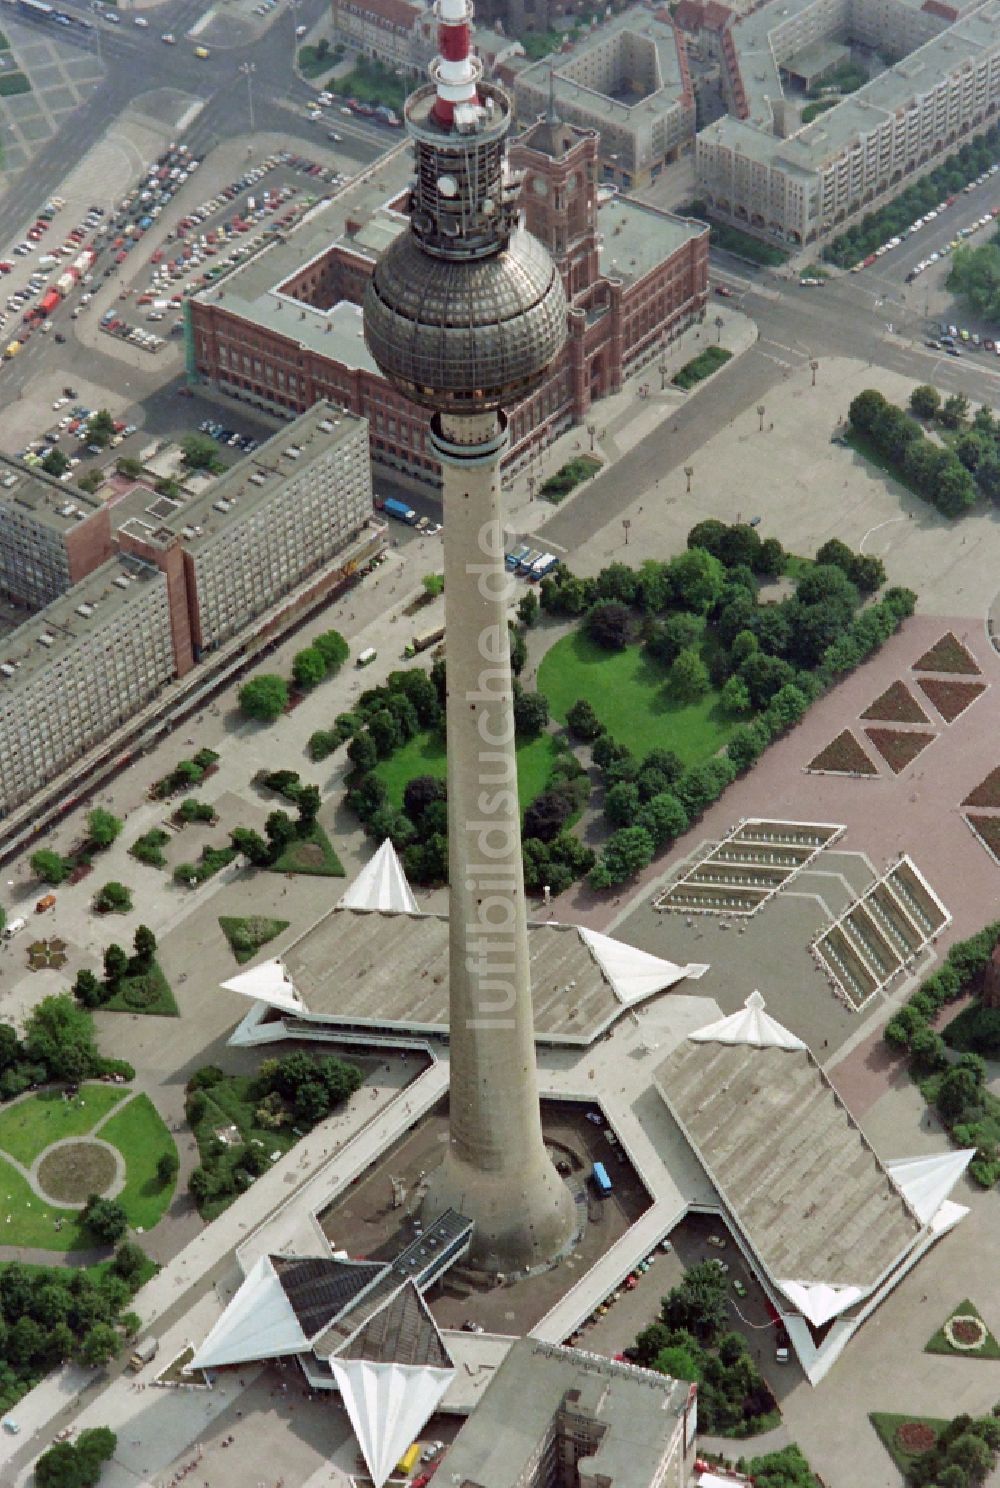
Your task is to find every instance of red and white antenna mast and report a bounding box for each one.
[431,0,480,126]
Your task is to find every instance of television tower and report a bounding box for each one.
[363,0,575,1272]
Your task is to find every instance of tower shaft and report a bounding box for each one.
[421,411,575,1271]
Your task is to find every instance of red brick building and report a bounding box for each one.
[190,125,708,489]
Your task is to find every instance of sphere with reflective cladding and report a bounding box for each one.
[363,228,567,414]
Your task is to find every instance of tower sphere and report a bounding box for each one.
[363,79,567,415]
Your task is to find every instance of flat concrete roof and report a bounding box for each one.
[442,1340,689,1488]
[110,400,369,552]
[598,196,704,282]
[0,553,164,692]
[517,10,688,124]
[0,453,104,536]
[281,910,638,1045]
[654,1039,922,1287]
[195,147,413,357]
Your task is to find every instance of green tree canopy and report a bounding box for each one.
[292,647,326,690]
[86,809,123,849]
[31,848,67,885]
[239,674,288,722]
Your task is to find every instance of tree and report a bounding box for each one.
[661,1260,729,1343]
[86,410,115,447]
[939,391,970,431]
[646,612,700,666]
[313,629,349,671]
[24,995,97,1082]
[239,673,288,722]
[584,600,633,650]
[654,1342,702,1383]
[230,827,271,867]
[910,384,941,419]
[509,624,527,676]
[180,432,220,470]
[265,810,297,854]
[848,388,888,435]
[605,781,641,828]
[755,535,785,577]
[82,1194,129,1244]
[422,573,444,599]
[31,848,67,885]
[41,447,70,478]
[102,944,128,988]
[292,647,326,690]
[403,775,446,822]
[638,792,688,849]
[935,454,977,517]
[720,675,751,715]
[95,881,132,913]
[589,826,654,888]
[116,456,143,479]
[74,968,104,1009]
[566,697,603,742]
[667,547,725,613]
[517,590,539,628]
[77,1322,119,1368]
[35,1442,85,1488]
[347,730,379,775]
[367,707,402,757]
[112,1240,148,1284]
[133,924,156,968]
[296,784,321,827]
[513,687,549,738]
[669,648,710,702]
[75,1427,117,1484]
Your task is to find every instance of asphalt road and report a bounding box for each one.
[0,0,391,235]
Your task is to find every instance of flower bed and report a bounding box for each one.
[895,1422,937,1454]
[917,677,986,723]
[914,631,981,675]
[945,1314,987,1349]
[965,814,1000,863]
[863,727,935,774]
[807,729,878,775]
[926,1300,1000,1358]
[861,680,929,724]
[963,767,1000,808]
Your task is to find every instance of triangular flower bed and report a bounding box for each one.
[914,632,981,675]
[916,678,986,724]
[962,768,1000,809]
[807,730,879,776]
[864,728,935,774]
[861,680,930,724]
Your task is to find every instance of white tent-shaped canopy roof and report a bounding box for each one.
[689,989,806,1051]
[339,839,419,915]
[330,1358,453,1488]
[220,958,303,1015]
[886,1149,976,1225]
[578,927,708,1007]
[776,1280,866,1327]
[190,1256,308,1369]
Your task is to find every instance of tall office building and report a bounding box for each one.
[363,0,575,1272]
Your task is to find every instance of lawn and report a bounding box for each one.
[374,729,564,816]
[0,1154,88,1250]
[926,1299,1000,1358]
[870,1412,951,1477]
[98,1094,177,1232]
[537,632,738,765]
[270,822,344,877]
[102,959,179,1017]
[0,1084,127,1166]
[219,915,290,964]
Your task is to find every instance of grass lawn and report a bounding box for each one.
[98,1094,177,1232]
[870,1413,951,1477]
[219,915,290,964]
[0,72,30,97]
[374,729,563,816]
[0,1154,88,1249]
[270,822,344,877]
[926,1299,1000,1357]
[102,959,179,1017]
[192,1075,300,1222]
[538,632,738,766]
[0,1084,127,1166]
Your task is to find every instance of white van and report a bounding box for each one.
[2,917,26,941]
[356,647,377,668]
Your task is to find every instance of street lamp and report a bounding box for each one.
[658,358,668,390]
[241,62,256,135]
[757,404,766,433]
[684,465,694,494]
[527,473,536,503]
[587,422,597,452]
[714,315,724,344]
[622,518,631,546]
[810,359,819,387]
